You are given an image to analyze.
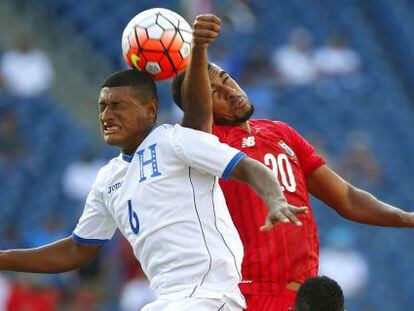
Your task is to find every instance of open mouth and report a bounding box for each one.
[103,124,121,134]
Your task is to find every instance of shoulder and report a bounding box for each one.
[172,123,217,138]
[251,119,292,131]
[149,123,174,137]
[94,156,124,186]
[139,124,175,147]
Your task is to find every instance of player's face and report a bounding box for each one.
[98,86,157,154]
[209,66,254,125]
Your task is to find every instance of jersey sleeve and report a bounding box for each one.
[72,169,117,245]
[170,124,246,179]
[280,122,325,176]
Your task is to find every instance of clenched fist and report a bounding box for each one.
[192,14,221,49]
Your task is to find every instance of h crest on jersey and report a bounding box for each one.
[242,136,256,148]
[278,141,295,157]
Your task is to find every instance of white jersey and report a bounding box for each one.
[73,124,246,303]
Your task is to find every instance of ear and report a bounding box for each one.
[146,99,158,122]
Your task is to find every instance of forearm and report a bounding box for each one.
[181,46,212,132]
[336,187,413,227]
[0,237,95,273]
[231,157,286,208]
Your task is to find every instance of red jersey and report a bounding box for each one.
[213,119,325,296]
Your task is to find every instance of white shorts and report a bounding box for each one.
[141,296,244,311]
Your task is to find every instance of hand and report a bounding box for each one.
[192,14,221,49]
[260,204,308,232]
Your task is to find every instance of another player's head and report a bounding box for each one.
[99,69,158,154]
[171,63,254,126]
[294,276,345,311]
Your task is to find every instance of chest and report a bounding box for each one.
[222,129,302,194]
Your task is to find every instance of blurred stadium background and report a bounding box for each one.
[0,0,413,310]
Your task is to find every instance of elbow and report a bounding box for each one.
[76,257,95,270]
[65,254,96,272]
[330,185,359,219]
[333,186,369,221]
[67,241,100,271]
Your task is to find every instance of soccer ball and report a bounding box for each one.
[122,8,193,80]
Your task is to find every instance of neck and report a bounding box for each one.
[121,124,155,155]
[240,121,251,133]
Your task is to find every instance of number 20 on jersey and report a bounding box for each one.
[264,153,297,192]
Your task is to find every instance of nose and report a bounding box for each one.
[101,105,114,122]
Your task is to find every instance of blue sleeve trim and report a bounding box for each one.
[72,233,110,245]
[222,151,246,180]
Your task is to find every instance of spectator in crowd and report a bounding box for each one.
[179,0,213,21]
[221,0,257,33]
[0,273,10,311]
[0,36,54,98]
[292,276,345,311]
[6,275,60,311]
[0,225,22,250]
[272,28,317,86]
[338,131,381,187]
[119,274,157,311]
[62,151,104,204]
[23,214,67,248]
[313,34,361,77]
[319,226,369,299]
[0,107,25,169]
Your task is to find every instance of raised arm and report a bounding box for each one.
[230,157,308,231]
[0,237,102,273]
[307,165,414,227]
[180,14,221,133]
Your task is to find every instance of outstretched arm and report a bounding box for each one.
[180,14,221,133]
[0,237,102,273]
[307,165,414,227]
[230,157,308,231]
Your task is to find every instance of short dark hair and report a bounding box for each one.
[171,64,213,110]
[171,71,185,110]
[295,276,345,311]
[101,69,158,103]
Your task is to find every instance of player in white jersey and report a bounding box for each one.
[75,122,249,309]
[0,15,307,310]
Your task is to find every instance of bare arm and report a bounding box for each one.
[0,236,102,273]
[181,14,221,133]
[230,157,308,231]
[307,165,414,227]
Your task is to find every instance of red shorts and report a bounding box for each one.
[244,289,297,311]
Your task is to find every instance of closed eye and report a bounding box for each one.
[223,75,229,85]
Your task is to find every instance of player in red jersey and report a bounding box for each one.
[172,14,414,311]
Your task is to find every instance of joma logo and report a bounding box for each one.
[108,182,122,194]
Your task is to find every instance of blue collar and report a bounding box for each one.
[122,153,133,163]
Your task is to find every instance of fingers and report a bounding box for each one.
[260,218,276,232]
[194,21,221,32]
[193,29,219,41]
[194,14,221,26]
[260,205,309,232]
[283,209,303,226]
[259,212,288,232]
[192,14,221,47]
[289,206,309,215]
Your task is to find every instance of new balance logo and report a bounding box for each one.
[242,136,255,148]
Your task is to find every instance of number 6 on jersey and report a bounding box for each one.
[128,200,140,234]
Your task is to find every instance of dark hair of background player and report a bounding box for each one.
[295,276,345,311]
